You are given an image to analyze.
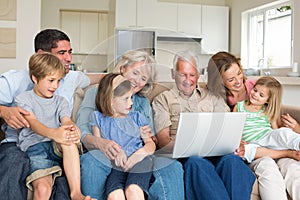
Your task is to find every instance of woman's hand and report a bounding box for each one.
[99,139,122,160]
[281,113,300,133]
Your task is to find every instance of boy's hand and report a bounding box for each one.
[53,125,73,145]
[67,125,81,144]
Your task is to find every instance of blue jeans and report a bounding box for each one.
[80,150,184,200]
[0,142,70,200]
[26,141,62,174]
[0,142,29,199]
[183,154,255,200]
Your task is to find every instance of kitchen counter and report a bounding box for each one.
[248,76,300,86]
[247,76,300,107]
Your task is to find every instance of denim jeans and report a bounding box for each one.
[81,150,112,200]
[183,154,255,200]
[0,142,29,199]
[0,142,70,200]
[149,156,184,200]
[80,150,184,200]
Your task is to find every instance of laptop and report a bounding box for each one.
[172,112,247,158]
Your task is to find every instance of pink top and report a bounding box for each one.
[227,79,256,107]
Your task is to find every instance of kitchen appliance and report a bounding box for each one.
[115,29,155,60]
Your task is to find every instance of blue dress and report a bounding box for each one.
[90,111,147,156]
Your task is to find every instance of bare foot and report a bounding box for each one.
[289,150,300,161]
[72,194,96,200]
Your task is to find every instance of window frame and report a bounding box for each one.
[241,0,293,70]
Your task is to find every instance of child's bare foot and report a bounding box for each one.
[72,194,96,200]
[289,150,300,161]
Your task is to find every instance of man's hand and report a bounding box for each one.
[0,106,30,129]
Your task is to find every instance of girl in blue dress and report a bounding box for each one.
[90,73,156,200]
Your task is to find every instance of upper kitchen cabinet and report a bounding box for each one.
[60,10,108,54]
[136,0,177,32]
[177,4,202,38]
[115,0,136,28]
[201,5,229,54]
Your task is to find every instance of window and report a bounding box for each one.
[241,1,292,69]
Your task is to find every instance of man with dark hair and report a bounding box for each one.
[0,29,99,199]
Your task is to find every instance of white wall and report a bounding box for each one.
[0,0,41,73]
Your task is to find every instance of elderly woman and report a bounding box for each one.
[77,50,184,200]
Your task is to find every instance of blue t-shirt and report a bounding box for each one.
[90,111,148,156]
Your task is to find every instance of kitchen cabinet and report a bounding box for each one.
[60,11,108,54]
[136,0,177,32]
[113,0,203,38]
[177,4,202,38]
[201,5,229,54]
[115,0,136,27]
[111,0,228,54]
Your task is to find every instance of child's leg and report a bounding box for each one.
[125,184,144,200]
[32,175,52,200]
[108,189,126,200]
[106,169,127,200]
[125,157,153,200]
[59,143,93,200]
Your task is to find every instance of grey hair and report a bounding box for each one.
[173,50,200,72]
[113,49,157,96]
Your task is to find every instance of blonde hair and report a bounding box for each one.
[251,76,282,122]
[113,50,157,96]
[95,73,132,117]
[29,52,65,82]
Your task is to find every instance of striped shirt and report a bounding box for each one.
[237,101,271,142]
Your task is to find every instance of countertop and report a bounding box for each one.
[248,76,300,86]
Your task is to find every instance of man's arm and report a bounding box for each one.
[156,127,174,153]
[0,71,31,129]
[85,73,106,85]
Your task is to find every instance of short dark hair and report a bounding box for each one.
[34,29,70,53]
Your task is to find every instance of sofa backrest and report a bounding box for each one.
[71,80,300,125]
